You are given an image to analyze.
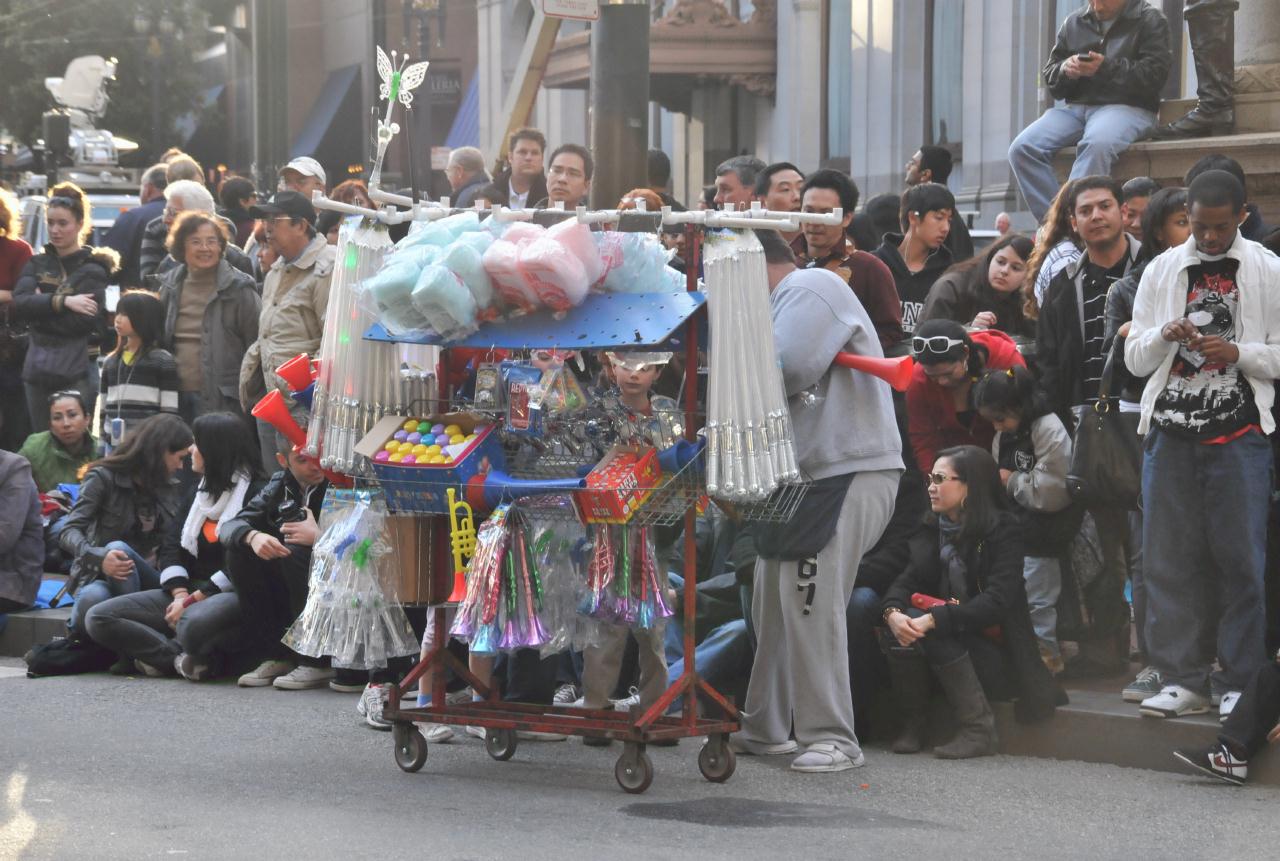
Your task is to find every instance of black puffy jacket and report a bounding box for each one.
[12,245,115,384]
[1043,0,1172,113]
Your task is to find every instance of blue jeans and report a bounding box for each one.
[1023,556,1062,659]
[69,541,161,639]
[1142,428,1273,694]
[1008,102,1156,221]
[664,572,753,700]
[845,585,884,719]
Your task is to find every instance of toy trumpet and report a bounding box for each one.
[276,353,320,410]
[251,388,353,488]
[465,469,584,512]
[833,352,914,392]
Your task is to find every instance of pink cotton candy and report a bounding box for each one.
[517,235,589,311]
[547,218,604,287]
[500,221,545,244]
[482,238,541,312]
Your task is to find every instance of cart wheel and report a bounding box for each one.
[615,745,654,794]
[393,725,428,773]
[485,728,518,761]
[698,735,736,783]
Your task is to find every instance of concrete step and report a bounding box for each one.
[994,679,1280,786]
[1156,90,1280,134]
[0,606,71,659]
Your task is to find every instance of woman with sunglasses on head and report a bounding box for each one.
[905,318,1025,474]
[58,413,191,648]
[880,445,1060,758]
[17,390,99,493]
[84,412,265,679]
[12,182,113,431]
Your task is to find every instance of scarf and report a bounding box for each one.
[181,470,252,556]
[937,515,970,602]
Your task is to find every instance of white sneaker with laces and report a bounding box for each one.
[611,686,640,713]
[1139,684,1212,718]
[361,684,393,731]
[446,688,474,705]
[238,660,294,687]
[790,743,864,773]
[729,736,799,756]
[423,723,455,743]
[464,725,486,739]
[553,683,580,706]
[272,665,336,690]
[1219,690,1242,723]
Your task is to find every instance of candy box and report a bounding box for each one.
[356,412,503,514]
[577,445,660,524]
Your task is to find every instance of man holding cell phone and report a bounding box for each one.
[1009,0,1172,222]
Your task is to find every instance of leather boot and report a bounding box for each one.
[886,652,932,754]
[932,654,999,759]
[1151,9,1235,139]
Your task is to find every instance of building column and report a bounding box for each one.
[475,0,508,162]
[770,0,822,171]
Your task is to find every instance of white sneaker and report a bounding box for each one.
[464,725,486,739]
[446,688,474,705]
[238,660,294,687]
[272,665,336,690]
[611,686,640,713]
[1139,684,1212,718]
[360,684,393,731]
[729,736,799,756]
[424,723,455,743]
[1219,690,1242,724]
[790,743,864,773]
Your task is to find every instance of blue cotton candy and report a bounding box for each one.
[596,231,673,293]
[395,219,453,251]
[437,211,483,239]
[364,260,431,334]
[411,263,479,341]
[440,241,496,311]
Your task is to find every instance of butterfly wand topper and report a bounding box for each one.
[368,46,430,189]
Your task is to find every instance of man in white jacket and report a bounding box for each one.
[1125,169,1280,721]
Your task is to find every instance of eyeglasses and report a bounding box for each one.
[912,335,966,356]
[927,472,963,486]
[548,164,585,180]
[185,237,222,249]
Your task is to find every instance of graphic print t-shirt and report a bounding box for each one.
[1151,256,1258,439]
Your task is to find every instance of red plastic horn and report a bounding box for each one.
[251,389,307,448]
[275,353,316,392]
[833,352,914,392]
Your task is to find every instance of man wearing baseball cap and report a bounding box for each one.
[278,156,327,199]
[239,190,335,472]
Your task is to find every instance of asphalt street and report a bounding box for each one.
[2,656,1278,861]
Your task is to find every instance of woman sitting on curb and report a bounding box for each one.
[17,389,99,493]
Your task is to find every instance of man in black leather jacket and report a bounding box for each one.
[1008,0,1171,221]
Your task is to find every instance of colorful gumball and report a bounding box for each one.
[394,430,408,442]
[374,450,390,463]
[401,454,417,465]
[428,454,446,464]
[417,421,432,434]
[384,440,398,452]
[402,420,417,432]
[397,442,413,453]
[407,432,422,444]
[435,434,450,446]
[389,453,405,463]
[444,424,462,437]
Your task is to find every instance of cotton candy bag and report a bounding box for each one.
[364,260,432,335]
[547,219,604,287]
[517,236,589,311]
[441,241,496,312]
[411,263,479,341]
[596,232,672,293]
[483,238,541,312]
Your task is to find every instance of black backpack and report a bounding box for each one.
[24,636,116,677]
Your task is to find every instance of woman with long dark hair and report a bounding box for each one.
[905,319,1026,472]
[921,233,1036,337]
[12,182,113,429]
[880,445,1059,758]
[99,290,179,447]
[85,412,265,678]
[59,413,192,641]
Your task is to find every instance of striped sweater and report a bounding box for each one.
[99,347,180,443]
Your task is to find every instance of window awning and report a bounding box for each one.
[292,63,362,163]
[444,74,480,148]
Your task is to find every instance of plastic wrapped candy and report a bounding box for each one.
[440,241,496,313]
[395,219,454,252]
[438,210,484,239]
[455,230,496,256]
[411,263,479,341]
[363,259,433,335]
[501,221,545,244]
[517,235,589,311]
[595,231,677,294]
[483,239,540,312]
[547,218,604,287]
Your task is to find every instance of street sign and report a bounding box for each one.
[542,0,599,21]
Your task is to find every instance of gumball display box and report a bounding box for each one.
[354,413,503,514]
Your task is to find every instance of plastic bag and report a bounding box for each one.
[395,219,454,252]
[411,263,479,341]
[500,221,545,244]
[517,235,589,311]
[363,259,433,335]
[440,241,496,312]
[548,218,604,287]
[596,232,674,293]
[483,239,540,312]
[437,210,483,240]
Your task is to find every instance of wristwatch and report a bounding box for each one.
[882,607,904,624]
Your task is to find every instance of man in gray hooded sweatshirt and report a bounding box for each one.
[733,229,903,773]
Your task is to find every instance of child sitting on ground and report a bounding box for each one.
[974,365,1077,674]
[221,430,329,690]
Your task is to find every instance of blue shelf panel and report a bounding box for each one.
[363,291,705,350]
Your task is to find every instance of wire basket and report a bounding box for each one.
[719,479,811,523]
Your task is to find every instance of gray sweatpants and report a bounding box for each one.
[740,469,899,758]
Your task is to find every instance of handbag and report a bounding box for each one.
[1066,340,1141,510]
[911,592,1003,643]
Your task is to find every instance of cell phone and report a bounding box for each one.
[1077,52,1092,60]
